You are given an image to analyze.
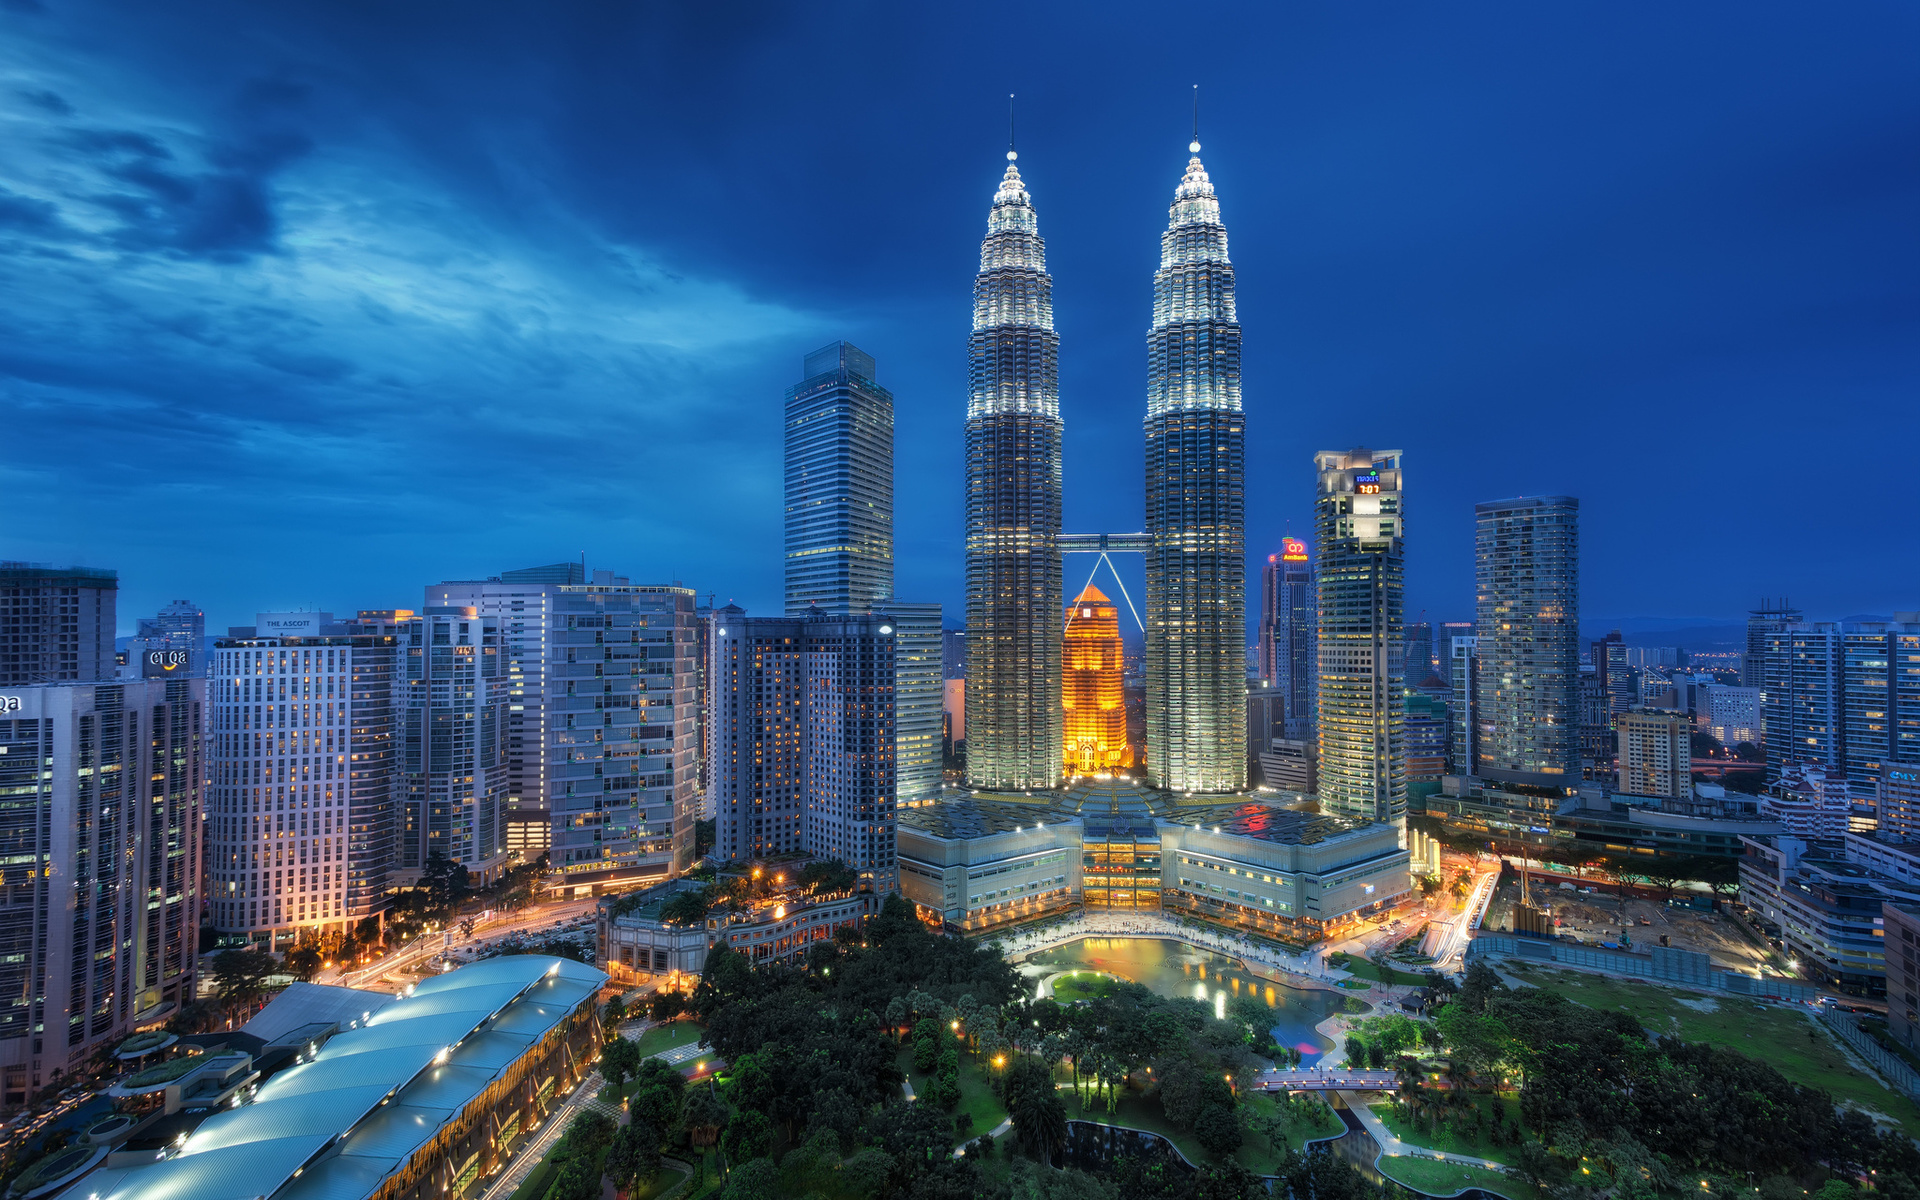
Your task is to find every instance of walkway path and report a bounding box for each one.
[475,1068,616,1200]
[1255,1066,1399,1091]
[1340,1091,1507,1171]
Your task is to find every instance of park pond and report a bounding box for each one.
[1021,937,1343,1063]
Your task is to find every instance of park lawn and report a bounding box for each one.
[1511,965,1920,1139]
[1243,1089,1344,1155]
[1336,958,1429,987]
[634,1020,703,1059]
[1377,1154,1541,1200]
[1369,1093,1530,1166]
[1051,974,1124,1003]
[897,1045,1009,1144]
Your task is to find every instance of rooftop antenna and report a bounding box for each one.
[1007,93,1016,161]
[1190,84,1200,153]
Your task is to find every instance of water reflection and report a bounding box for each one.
[1024,937,1339,1062]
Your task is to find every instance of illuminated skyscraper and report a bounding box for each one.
[964,151,1063,790]
[785,342,893,613]
[1144,138,1245,794]
[1314,448,1406,827]
[1473,496,1581,786]
[1258,539,1314,737]
[1063,584,1130,775]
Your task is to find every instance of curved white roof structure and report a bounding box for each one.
[70,955,606,1200]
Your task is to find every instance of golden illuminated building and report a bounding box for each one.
[1062,585,1131,774]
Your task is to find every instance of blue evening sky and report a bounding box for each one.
[2,3,1915,637]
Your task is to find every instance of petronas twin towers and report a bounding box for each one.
[965,137,1245,795]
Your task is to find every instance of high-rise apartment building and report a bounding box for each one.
[785,342,894,612]
[125,598,206,678]
[942,628,967,680]
[964,151,1063,791]
[1617,708,1691,799]
[1314,448,1406,827]
[1842,621,1920,800]
[710,609,897,891]
[0,562,117,684]
[1764,623,1844,789]
[1405,693,1449,783]
[1473,496,1581,787]
[1144,141,1245,795]
[1746,599,1802,688]
[397,608,509,883]
[1062,585,1129,775]
[1257,539,1314,737]
[1449,636,1479,777]
[209,620,400,941]
[0,679,202,1101]
[428,566,702,871]
[1705,685,1763,747]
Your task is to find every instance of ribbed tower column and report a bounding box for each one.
[964,154,1064,790]
[1144,144,1246,793]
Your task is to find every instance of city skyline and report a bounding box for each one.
[4,6,1915,633]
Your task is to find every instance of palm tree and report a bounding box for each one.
[1013,1089,1068,1163]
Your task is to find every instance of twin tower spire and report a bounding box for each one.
[964,117,1247,795]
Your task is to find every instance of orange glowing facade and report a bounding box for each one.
[1062,585,1131,774]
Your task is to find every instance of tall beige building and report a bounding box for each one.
[1617,707,1691,799]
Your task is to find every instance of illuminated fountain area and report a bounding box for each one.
[1022,936,1340,1063]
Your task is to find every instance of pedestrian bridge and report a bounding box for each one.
[1254,1067,1399,1092]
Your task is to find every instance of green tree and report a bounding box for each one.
[1195,1102,1243,1156]
[598,1035,641,1091]
[628,1056,686,1131]
[1012,1087,1067,1162]
[723,1108,774,1164]
[283,945,322,981]
[604,1119,662,1194]
[211,948,279,1009]
[719,1156,779,1200]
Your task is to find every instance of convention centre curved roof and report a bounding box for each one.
[71,954,606,1200]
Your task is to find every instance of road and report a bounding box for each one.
[326,897,602,991]
[1431,868,1500,970]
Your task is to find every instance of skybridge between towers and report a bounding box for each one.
[1056,534,1149,633]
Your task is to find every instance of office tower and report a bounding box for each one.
[1062,585,1130,775]
[1617,708,1691,799]
[1257,737,1317,793]
[1449,637,1479,776]
[208,622,400,940]
[0,562,117,684]
[1842,621,1920,801]
[427,566,700,871]
[709,609,897,891]
[1746,599,1802,688]
[125,598,206,678]
[1764,623,1844,789]
[1440,622,1475,665]
[942,628,967,679]
[964,151,1063,791]
[1314,448,1406,826]
[1144,139,1246,795]
[694,601,716,816]
[878,602,943,806]
[1473,496,1581,786]
[785,342,894,612]
[1245,686,1287,785]
[0,679,202,1099]
[1257,538,1315,737]
[1589,630,1631,718]
[1578,668,1610,772]
[1403,621,1435,684]
[1405,693,1449,782]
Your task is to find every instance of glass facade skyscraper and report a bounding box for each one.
[964,153,1063,790]
[1472,495,1581,786]
[1258,539,1314,738]
[1314,448,1406,827]
[1144,142,1246,794]
[785,342,894,613]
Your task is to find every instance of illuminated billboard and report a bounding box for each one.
[1281,538,1308,562]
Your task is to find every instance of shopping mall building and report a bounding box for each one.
[897,777,1409,945]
